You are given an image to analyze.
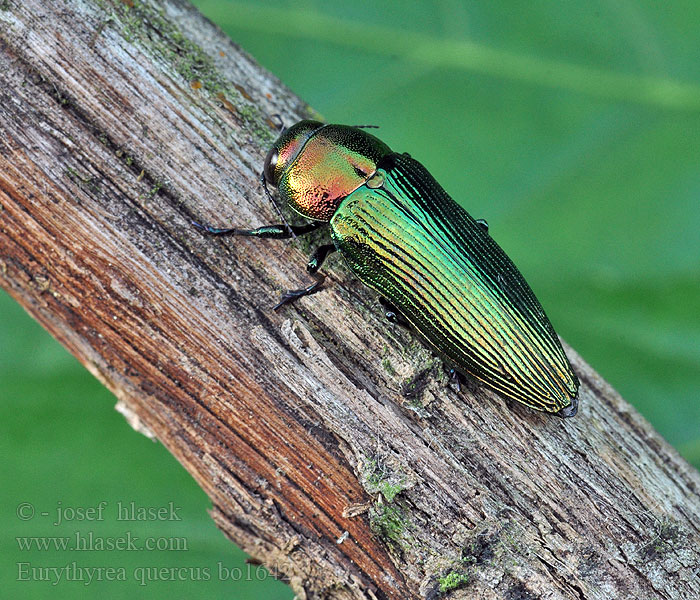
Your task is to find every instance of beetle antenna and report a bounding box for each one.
[260,172,296,239]
[353,124,379,129]
[269,114,285,131]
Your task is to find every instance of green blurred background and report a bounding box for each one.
[2,1,698,598]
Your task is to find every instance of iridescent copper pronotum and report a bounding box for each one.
[195,121,580,417]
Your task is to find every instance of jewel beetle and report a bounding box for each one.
[196,121,580,417]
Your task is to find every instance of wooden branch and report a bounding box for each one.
[1,1,699,598]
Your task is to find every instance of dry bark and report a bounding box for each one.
[1,1,699,598]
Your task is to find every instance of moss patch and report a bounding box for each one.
[641,518,683,560]
[362,457,406,503]
[438,570,469,594]
[96,0,274,145]
[381,356,396,376]
[369,503,408,546]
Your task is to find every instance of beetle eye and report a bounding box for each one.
[263,148,279,185]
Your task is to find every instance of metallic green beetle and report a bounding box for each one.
[196,121,580,417]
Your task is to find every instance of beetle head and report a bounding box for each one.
[263,120,392,221]
[262,120,324,189]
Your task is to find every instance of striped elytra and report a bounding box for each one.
[331,152,579,415]
[233,121,580,416]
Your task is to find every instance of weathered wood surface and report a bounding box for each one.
[1,1,699,598]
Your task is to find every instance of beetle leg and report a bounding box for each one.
[192,221,324,239]
[475,218,489,232]
[273,244,337,309]
[273,274,325,311]
[306,244,337,274]
[379,298,411,328]
[448,368,462,392]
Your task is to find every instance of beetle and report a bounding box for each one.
[195,120,580,417]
